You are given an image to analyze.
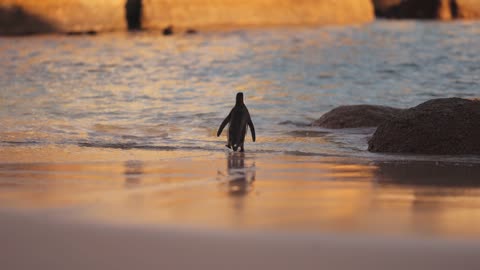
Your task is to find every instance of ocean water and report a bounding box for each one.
[1,21,480,236]
[1,20,479,160]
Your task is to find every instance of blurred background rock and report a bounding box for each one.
[373,0,480,20]
[1,0,479,35]
[0,0,126,35]
[0,0,374,35]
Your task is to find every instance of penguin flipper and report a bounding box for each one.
[248,119,256,142]
[217,112,231,137]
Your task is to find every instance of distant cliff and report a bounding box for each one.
[142,0,374,30]
[0,0,374,35]
[0,0,126,35]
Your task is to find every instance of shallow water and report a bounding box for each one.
[1,20,479,159]
[1,21,480,236]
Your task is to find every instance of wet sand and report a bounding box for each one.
[2,145,480,235]
[2,145,480,269]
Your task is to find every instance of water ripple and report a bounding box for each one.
[1,21,479,161]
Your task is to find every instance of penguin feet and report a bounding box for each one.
[226,143,246,152]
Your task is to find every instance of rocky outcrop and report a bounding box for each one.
[312,105,403,129]
[373,0,480,20]
[126,0,142,30]
[368,98,480,155]
[0,0,126,35]
[0,5,57,35]
[142,0,374,30]
[373,0,450,19]
[455,0,480,19]
[1,0,374,35]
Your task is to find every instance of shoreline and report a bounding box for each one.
[1,145,480,237]
[1,143,480,165]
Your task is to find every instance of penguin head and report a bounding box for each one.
[235,92,244,105]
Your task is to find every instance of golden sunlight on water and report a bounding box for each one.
[1,145,480,238]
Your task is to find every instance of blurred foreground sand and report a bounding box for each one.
[1,209,480,270]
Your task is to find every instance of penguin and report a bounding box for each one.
[217,92,256,152]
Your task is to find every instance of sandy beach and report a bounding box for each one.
[1,145,480,235]
[2,207,480,270]
[1,145,480,269]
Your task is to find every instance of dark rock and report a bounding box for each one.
[368,98,480,155]
[0,5,57,35]
[66,31,82,36]
[312,105,404,129]
[373,0,480,20]
[185,28,197,34]
[372,0,403,17]
[374,0,447,19]
[162,25,173,35]
[66,30,97,36]
[126,0,142,31]
[0,1,125,35]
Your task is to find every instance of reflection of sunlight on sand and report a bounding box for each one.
[2,145,480,237]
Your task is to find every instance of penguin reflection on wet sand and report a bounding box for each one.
[227,152,256,198]
[217,92,256,152]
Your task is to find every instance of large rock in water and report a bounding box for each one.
[368,98,480,155]
[312,105,403,129]
[373,0,480,20]
[142,0,374,30]
[0,0,126,35]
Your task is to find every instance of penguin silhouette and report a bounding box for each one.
[217,92,256,152]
